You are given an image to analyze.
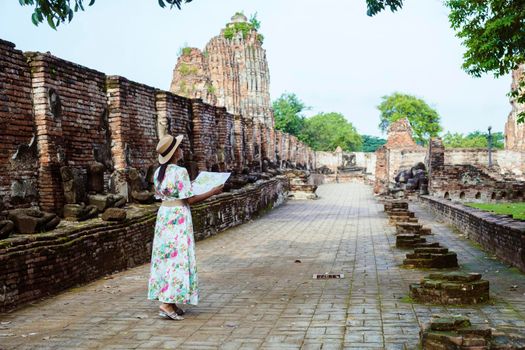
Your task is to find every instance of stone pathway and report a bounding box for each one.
[1,183,524,350]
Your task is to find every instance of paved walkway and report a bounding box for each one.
[1,183,524,350]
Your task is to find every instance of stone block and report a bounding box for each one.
[101,208,127,222]
[396,222,432,236]
[411,272,489,304]
[0,220,14,239]
[88,194,126,211]
[403,247,459,269]
[420,314,525,349]
[8,208,60,234]
[63,204,99,221]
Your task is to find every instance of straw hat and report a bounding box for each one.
[156,134,184,164]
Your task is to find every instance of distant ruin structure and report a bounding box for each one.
[171,13,273,128]
[505,64,525,151]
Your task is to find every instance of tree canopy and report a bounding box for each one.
[368,0,525,122]
[377,92,442,145]
[301,112,362,152]
[272,93,308,137]
[360,135,386,152]
[442,130,504,149]
[365,0,403,16]
[19,0,192,29]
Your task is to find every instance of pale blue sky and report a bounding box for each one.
[0,0,511,137]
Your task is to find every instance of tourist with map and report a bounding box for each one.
[148,134,225,321]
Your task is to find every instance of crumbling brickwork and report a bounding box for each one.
[0,40,38,210]
[171,13,273,127]
[106,76,158,171]
[505,64,525,151]
[26,52,108,213]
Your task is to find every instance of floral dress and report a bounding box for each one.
[148,164,198,305]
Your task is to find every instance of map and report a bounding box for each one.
[192,171,231,196]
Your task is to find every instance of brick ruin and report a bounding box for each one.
[0,29,313,216]
[505,64,525,151]
[171,13,273,128]
[0,16,318,309]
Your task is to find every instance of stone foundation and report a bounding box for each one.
[396,233,440,248]
[410,272,489,304]
[421,315,525,349]
[0,177,287,312]
[404,247,459,269]
[396,222,432,235]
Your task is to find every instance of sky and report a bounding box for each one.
[0,0,512,137]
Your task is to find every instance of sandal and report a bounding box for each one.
[159,309,184,321]
[173,305,185,316]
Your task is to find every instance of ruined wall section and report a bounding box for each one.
[0,40,38,210]
[215,107,235,172]
[154,91,198,179]
[191,99,219,172]
[505,64,525,151]
[106,76,158,172]
[26,52,108,213]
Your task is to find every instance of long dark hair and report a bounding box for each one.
[157,163,169,184]
[157,147,180,183]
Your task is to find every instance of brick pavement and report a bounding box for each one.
[1,183,524,349]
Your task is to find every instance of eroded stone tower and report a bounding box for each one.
[504,64,525,150]
[170,13,273,127]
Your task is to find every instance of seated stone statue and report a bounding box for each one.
[84,161,126,214]
[60,166,99,221]
[63,203,99,221]
[128,168,155,204]
[8,208,60,234]
[0,201,14,239]
[0,220,14,239]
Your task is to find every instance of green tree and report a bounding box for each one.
[377,92,442,145]
[366,0,403,16]
[368,0,525,122]
[272,93,308,136]
[19,0,192,29]
[443,131,504,149]
[300,112,362,152]
[360,135,386,152]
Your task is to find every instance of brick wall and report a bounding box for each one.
[155,91,197,178]
[0,40,38,210]
[191,99,218,171]
[106,76,158,172]
[0,177,288,312]
[420,195,525,272]
[233,114,246,172]
[26,52,108,213]
[215,107,234,171]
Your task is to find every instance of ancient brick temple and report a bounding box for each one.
[0,26,313,215]
[505,64,525,151]
[171,13,273,128]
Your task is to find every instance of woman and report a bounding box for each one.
[148,134,222,320]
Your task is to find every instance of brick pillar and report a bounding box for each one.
[428,137,445,193]
[374,146,388,194]
[233,115,246,172]
[27,53,65,213]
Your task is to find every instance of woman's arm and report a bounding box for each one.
[186,185,223,205]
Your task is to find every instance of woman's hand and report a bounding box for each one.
[212,185,224,195]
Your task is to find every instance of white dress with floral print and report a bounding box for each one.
[148,165,198,305]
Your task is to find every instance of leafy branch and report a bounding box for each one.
[19,0,193,29]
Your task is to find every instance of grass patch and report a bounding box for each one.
[465,202,525,221]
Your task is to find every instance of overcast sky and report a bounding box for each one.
[0,0,512,137]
